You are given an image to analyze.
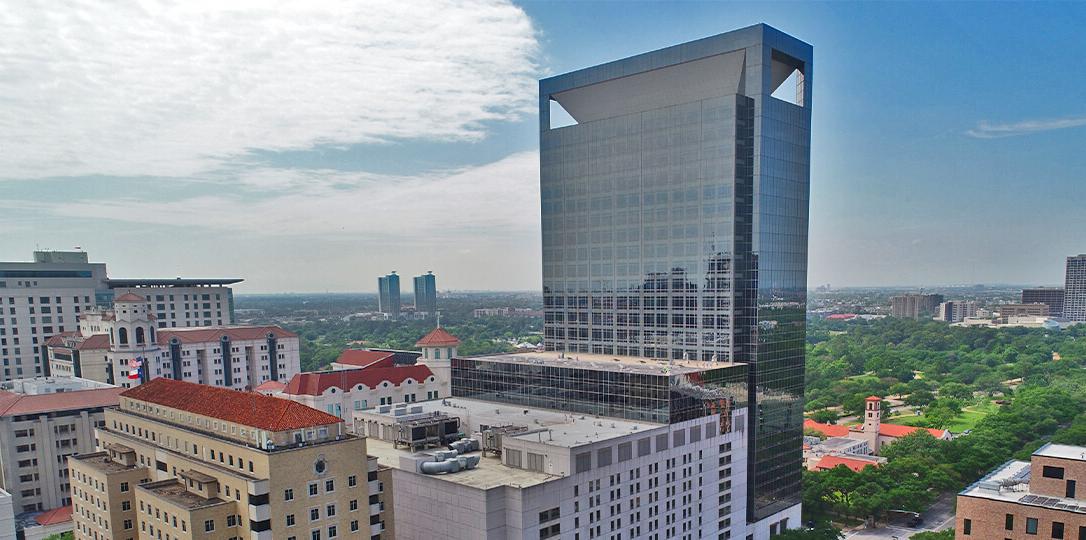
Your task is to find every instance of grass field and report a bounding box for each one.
[888,399,998,433]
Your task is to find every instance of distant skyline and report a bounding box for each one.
[2,1,1084,293]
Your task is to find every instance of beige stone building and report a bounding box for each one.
[70,377,388,540]
[956,443,1086,539]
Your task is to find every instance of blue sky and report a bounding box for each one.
[1,1,1083,292]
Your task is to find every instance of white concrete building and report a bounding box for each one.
[352,350,792,539]
[358,396,754,540]
[0,251,107,381]
[45,294,299,389]
[935,300,978,323]
[107,278,241,327]
[269,327,458,422]
[0,489,13,540]
[0,377,121,516]
[0,251,243,383]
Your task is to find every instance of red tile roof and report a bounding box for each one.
[157,326,297,344]
[114,293,147,303]
[44,331,110,351]
[804,418,851,438]
[254,380,286,393]
[121,378,341,432]
[415,327,461,347]
[878,423,947,439]
[815,455,879,473]
[866,396,882,402]
[0,387,124,417]
[34,505,73,526]
[283,357,434,396]
[332,350,395,368]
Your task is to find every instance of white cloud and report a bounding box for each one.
[15,151,541,244]
[967,115,1086,138]
[0,0,539,179]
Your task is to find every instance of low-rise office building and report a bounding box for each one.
[0,377,121,516]
[45,294,299,390]
[70,377,388,540]
[357,350,767,539]
[957,443,1086,539]
[997,303,1050,322]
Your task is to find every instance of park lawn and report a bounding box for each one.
[887,399,996,432]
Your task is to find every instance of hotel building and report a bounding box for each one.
[70,377,388,540]
[45,294,298,390]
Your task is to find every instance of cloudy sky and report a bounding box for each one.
[2,1,1084,292]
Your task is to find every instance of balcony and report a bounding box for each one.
[370,522,385,536]
[368,480,381,494]
[370,502,383,515]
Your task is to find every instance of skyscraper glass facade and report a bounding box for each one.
[378,272,401,315]
[538,24,811,521]
[1065,255,1086,322]
[413,272,437,313]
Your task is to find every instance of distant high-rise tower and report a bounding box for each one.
[890,293,944,319]
[540,24,812,525]
[1065,255,1086,322]
[1022,287,1065,318]
[378,272,401,316]
[413,271,437,314]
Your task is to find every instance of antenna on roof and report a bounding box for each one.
[436,311,441,328]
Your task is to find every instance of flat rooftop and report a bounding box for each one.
[359,397,662,448]
[465,350,742,376]
[107,278,242,287]
[1035,443,1086,461]
[139,480,229,511]
[71,452,142,475]
[366,438,555,490]
[960,460,1086,514]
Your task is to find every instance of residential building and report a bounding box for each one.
[359,350,756,539]
[936,301,978,323]
[540,23,812,528]
[0,251,108,381]
[0,377,121,516]
[1022,287,1065,319]
[69,377,387,540]
[271,327,458,422]
[107,278,242,328]
[377,273,400,317]
[803,397,950,455]
[956,443,1086,539]
[411,272,437,315]
[0,251,242,382]
[45,295,299,389]
[1066,255,1086,322]
[890,293,945,319]
[997,303,1050,322]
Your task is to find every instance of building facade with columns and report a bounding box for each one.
[45,294,299,390]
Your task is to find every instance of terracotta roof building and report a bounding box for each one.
[70,377,390,540]
[45,297,301,391]
[813,455,881,473]
[0,377,120,516]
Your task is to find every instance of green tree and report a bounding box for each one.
[774,524,843,540]
[910,531,954,540]
[810,409,839,424]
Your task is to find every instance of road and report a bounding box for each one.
[843,492,955,539]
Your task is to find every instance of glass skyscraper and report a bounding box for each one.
[539,24,811,522]
[377,271,401,316]
[413,271,438,314]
